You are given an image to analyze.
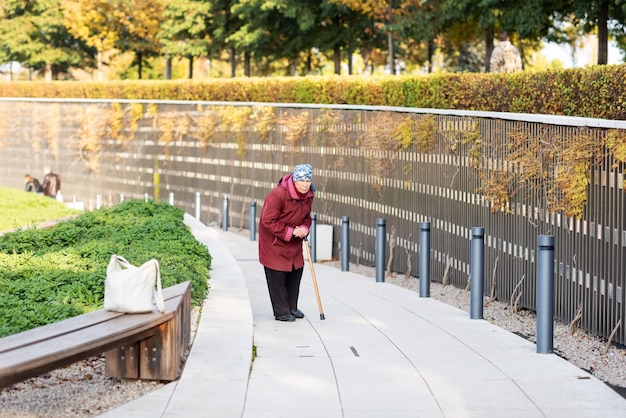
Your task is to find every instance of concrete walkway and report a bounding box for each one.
[101,215,626,418]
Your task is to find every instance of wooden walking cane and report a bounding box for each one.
[304,238,325,320]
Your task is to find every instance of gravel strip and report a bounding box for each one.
[0,306,201,417]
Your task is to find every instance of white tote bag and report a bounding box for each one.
[104,255,166,313]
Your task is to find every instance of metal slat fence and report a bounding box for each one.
[0,99,625,345]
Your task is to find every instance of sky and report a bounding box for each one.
[541,36,624,68]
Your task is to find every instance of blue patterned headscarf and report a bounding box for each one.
[292,164,313,181]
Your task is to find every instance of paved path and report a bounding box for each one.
[101,215,626,418]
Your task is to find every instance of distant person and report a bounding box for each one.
[24,174,42,193]
[41,167,61,198]
[490,31,522,73]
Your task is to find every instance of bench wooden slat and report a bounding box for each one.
[0,281,190,354]
[0,281,191,389]
[0,310,125,354]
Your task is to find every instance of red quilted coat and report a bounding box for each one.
[258,173,314,272]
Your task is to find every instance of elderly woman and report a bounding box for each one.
[258,164,315,322]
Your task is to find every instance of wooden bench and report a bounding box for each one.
[0,281,191,389]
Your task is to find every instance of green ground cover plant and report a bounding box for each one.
[0,187,81,231]
[0,198,211,337]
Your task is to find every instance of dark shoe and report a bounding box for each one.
[291,309,305,319]
[275,313,296,322]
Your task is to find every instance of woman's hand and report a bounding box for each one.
[293,227,308,239]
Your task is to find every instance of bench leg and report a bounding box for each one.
[140,287,191,381]
[105,284,191,382]
[139,318,178,381]
[105,342,140,379]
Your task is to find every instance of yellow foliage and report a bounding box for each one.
[277,110,310,146]
[391,117,415,150]
[219,106,253,159]
[480,171,512,213]
[75,106,107,173]
[605,129,626,165]
[480,125,603,219]
[153,158,160,202]
[110,102,124,140]
[254,106,277,142]
[129,103,144,140]
[196,107,221,148]
[414,115,437,153]
[555,161,590,218]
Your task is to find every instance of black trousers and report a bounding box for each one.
[264,266,303,317]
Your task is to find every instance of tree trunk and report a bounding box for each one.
[137,52,143,79]
[230,47,236,77]
[387,0,394,75]
[348,50,353,75]
[334,45,341,75]
[165,57,172,80]
[361,50,371,75]
[244,51,251,77]
[388,32,394,74]
[427,39,434,73]
[305,50,312,75]
[597,0,609,65]
[45,63,52,82]
[485,25,494,72]
[518,38,526,70]
[189,56,194,79]
[291,59,297,76]
[97,50,103,81]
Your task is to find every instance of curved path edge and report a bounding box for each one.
[99,214,253,417]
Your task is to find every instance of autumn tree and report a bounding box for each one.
[114,0,164,79]
[159,0,212,79]
[61,0,120,80]
[230,0,321,76]
[393,0,446,73]
[315,1,378,75]
[62,0,163,80]
[0,0,95,80]
[331,0,401,74]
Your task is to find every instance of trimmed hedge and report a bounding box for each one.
[1,64,625,119]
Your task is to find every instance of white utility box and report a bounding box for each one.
[304,224,333,261]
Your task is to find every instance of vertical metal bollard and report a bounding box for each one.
[470,227,485,319]
[375,218,386,282]
[419,222,431,297]
[195,192,201,220]
[250,202,256,241]
[310,214,317,262]
[120,194,124,203]
[144,193,149,202]
[169,192,174,205]
[341,216,350,271]
[96,194,102,209]
[537,235,555,354]
[222,195,229,231]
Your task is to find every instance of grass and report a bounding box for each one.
[0,187,81,231]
